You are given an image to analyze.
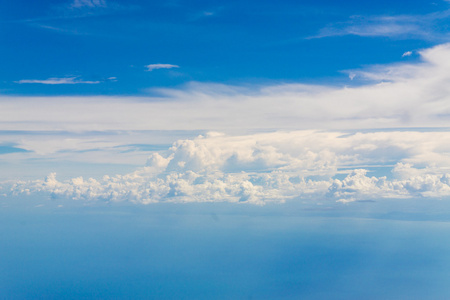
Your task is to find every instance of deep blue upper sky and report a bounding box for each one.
[1,0,449,95]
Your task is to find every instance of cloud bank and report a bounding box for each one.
[5,43,450,205]
[3,43,450,131]
[8,130,450,205]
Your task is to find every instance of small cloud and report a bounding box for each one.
[107,76,118,82]
[402,51,413,57]
[187,8,222,21]
[15,77,101,85]
[146,64,180,71]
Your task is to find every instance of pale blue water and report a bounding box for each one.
[1,199,450,299]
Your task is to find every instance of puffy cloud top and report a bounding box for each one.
[8,130,450,205]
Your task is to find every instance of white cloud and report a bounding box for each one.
[6,130,450,204]
[402,51,413,57]
[146,64,180,71]
[5,43,450,132]
[5,43,450,205]
[16,77,100,84]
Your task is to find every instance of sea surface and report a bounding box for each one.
[1,197,450,299]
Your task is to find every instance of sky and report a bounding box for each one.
[1,0,447,96]
[3,0,450,298]
[2,0,450,202]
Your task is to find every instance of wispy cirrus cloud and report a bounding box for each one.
[146,64,180,71]
[15,77,101,85]
[49,0,134,20]
[70,0,107,9]
[312,10,450,40]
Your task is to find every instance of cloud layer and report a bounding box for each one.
[5,43,450,205]
[8,130,450,205]
[3,43,450,131]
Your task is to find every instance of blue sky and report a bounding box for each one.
[1,0,447,95]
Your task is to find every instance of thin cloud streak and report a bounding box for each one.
[311,10,450,40]
[2,0,137,27]
[15,77,101,84]
[70,0,107,9]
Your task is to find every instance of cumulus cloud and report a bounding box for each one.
[7,130,450,205]
[16,77,100,84]
[146,64,180,71]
